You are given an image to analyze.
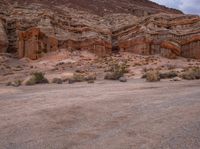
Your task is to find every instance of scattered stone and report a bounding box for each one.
[171,77,182,81]
[119,77,127,82]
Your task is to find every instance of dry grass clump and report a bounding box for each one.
[25,72,49,86]
[143,68,178,81]
[181,67,200,80]
[145,70,160,82]
[69,72,96,84]
[73,73,85,82]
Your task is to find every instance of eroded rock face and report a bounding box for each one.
[18,28,58,60]
[0,20,8,53]
[1,5,112,59]
[0,1,200,59]
[160,41,181,59]
[116,14,200,59]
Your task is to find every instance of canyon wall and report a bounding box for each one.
[0,1,200,59]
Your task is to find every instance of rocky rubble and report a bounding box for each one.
[0,0,199,60]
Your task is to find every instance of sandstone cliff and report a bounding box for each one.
[0,0,200,59]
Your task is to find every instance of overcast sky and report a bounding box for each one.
[151,0,200,15]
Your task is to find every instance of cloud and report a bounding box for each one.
[151,0,200,15]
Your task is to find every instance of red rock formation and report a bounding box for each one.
[116,14,200,59]
[181,35,200,59]
[160,41,181,59]
[18,27,112,59]
[0,1,200,60]
[18,28,58,60]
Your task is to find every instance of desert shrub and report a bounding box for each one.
[87,80,95,84]
[104,61,128,80]
[84,73,96,81]
[104,72,118,80]
[181,67,200,80]
[6,82,12,86]
[26,72,48,85]
[73,73,85,82]
[25,77,36,86]
[68,73,85,84]
[68,79,76,84]
[52,78,63,84]
[68,72,96,84]
[167,64,177,70]
[141,74,147,79]
[33,72,48,83]
[146,70,160,82]
[6,80,22,87]
[159,71,178,79]
[14,80,22,87]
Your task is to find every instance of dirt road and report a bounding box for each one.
[0,79,200,149]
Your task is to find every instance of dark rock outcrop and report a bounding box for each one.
[0,20,8,53]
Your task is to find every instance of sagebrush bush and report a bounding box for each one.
[181,67,200,80]
[104,61,128,80]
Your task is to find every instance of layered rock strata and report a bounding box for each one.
[0,4,112,59]
[0,1,200,59]
[116,14,200,59]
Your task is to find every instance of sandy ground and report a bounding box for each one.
[0,79,200,149]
